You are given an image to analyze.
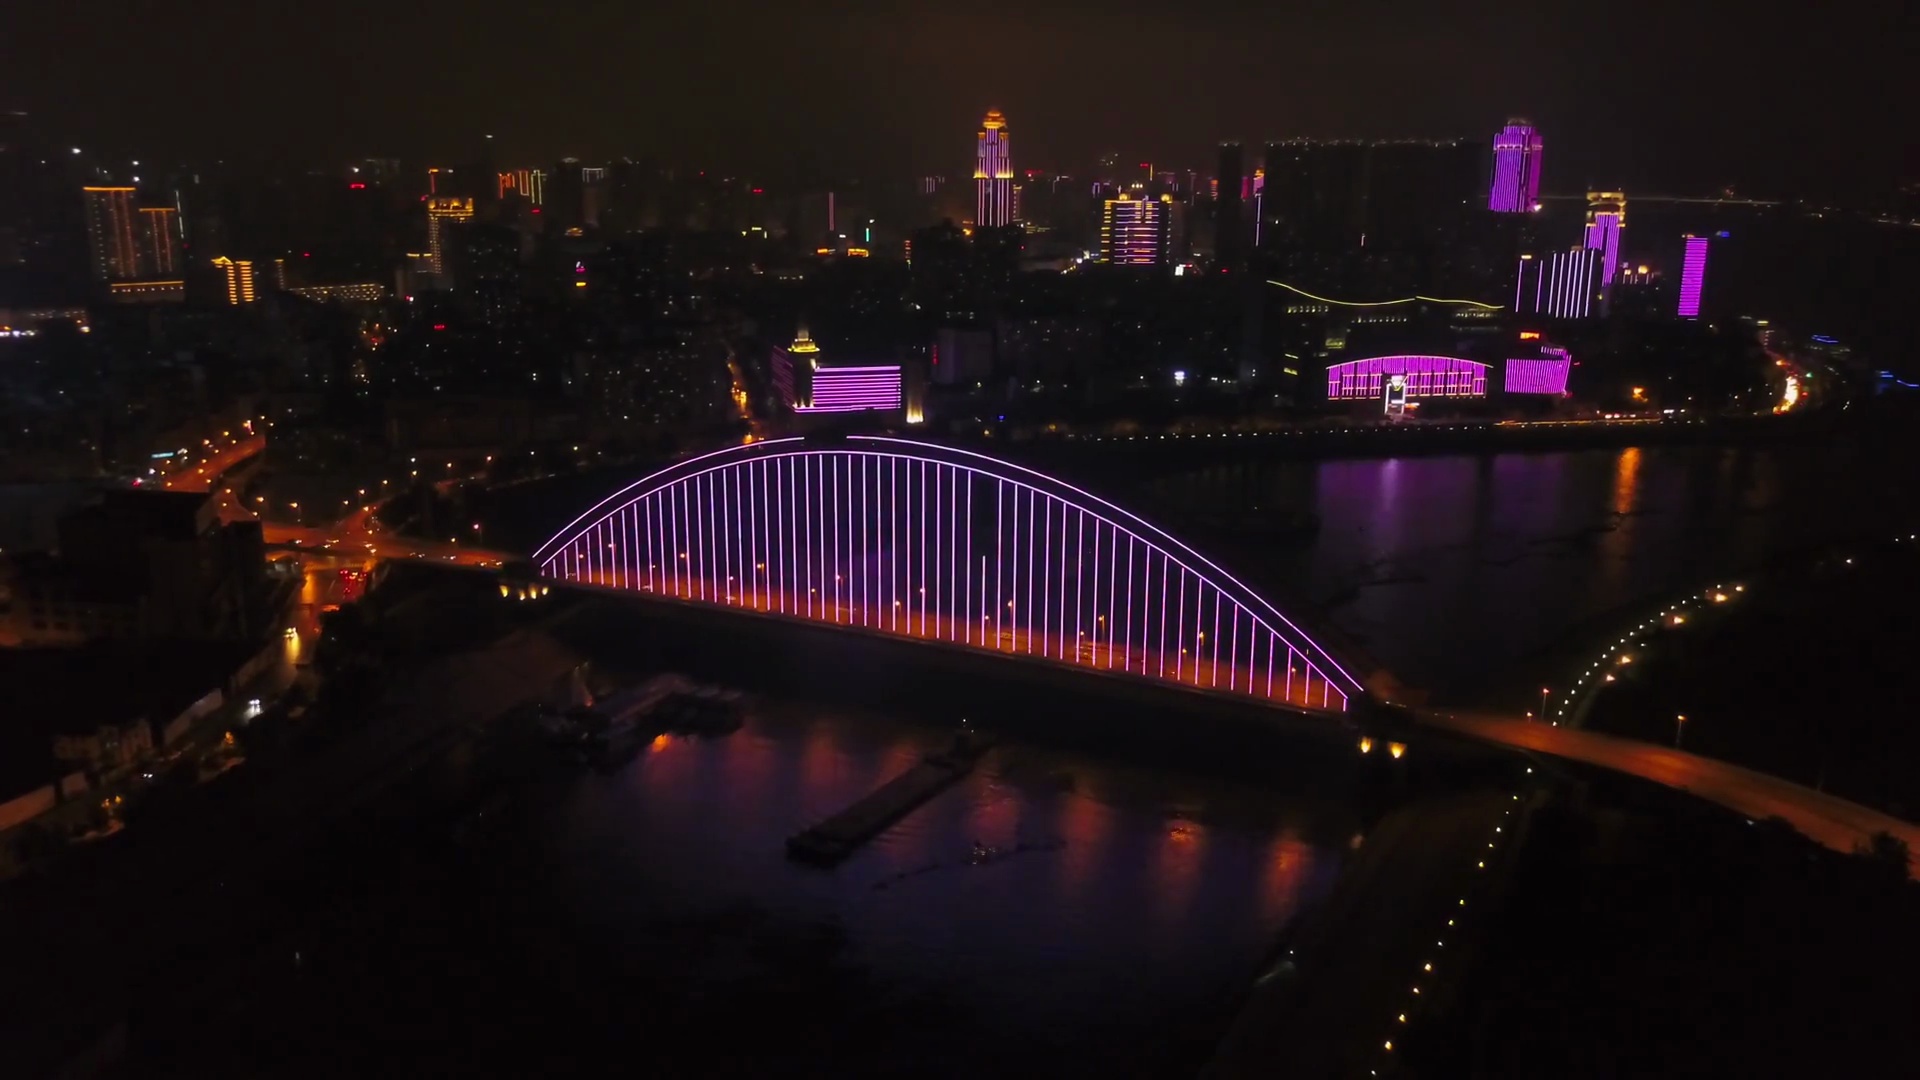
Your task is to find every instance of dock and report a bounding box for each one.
[787,728,993,865]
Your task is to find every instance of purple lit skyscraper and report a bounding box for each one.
[975,110,1013,227]
[1583,191,1626,290]
[1514,248,1603,318]
[1677,235,1709,318]
[1487,120,1543,213]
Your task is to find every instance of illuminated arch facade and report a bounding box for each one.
[533,437,1361,712]
[1326,355,1490,400]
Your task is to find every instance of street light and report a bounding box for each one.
[1540,687,1550,716]
[1675,714,1687,748]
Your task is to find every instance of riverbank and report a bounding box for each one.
[0,568,588,1075]
[1578,532,1920,818]
[1410,772,1920,1076]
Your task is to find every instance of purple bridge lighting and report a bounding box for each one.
[531,437,1363,712]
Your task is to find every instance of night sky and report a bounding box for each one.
[7,0,1914,196]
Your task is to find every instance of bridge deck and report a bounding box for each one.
[556,568,1347,714]
[1423,711,1919,876]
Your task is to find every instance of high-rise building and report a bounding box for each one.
[138,206,179,276]
[1488,120,1544,213]
[211,256,257,305]
[424,196,474,275]
[516,169,545,206]
[82,186,140,279]
[1677,235,1709,318]
[1260,141,1370,251]
[974,110,1013,227]
[1215,142,1245,271]
[1583,191,1626,286]
[1099,194,1173,266]
[1514,248,1603,318]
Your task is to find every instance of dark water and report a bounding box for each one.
[1140,439,1917,696]
[180,688,1357,1077]
[526,702,1348,1074]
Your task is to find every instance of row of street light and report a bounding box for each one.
[1538,528,1920,746]
[1370,792,1525,1075]
[1540,580,1746,733]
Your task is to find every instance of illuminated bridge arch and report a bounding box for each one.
[532,436,1363,712]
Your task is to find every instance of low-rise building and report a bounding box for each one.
[0,490,268,647]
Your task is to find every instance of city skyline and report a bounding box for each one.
[4,0,1914,198]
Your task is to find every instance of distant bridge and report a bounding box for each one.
[532,436,1368,713]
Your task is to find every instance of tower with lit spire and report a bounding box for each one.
[975,110,1013,227]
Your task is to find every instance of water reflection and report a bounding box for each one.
[1612,446,1642,517]
[1154,813,1207,925]
[1147,443,1918,696]
[547,704,1344,1073]
[1258,830,1313,928]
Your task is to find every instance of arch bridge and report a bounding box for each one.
[532,436,1366,713]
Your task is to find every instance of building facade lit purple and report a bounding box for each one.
[1326,355,1490,400]
[1487,120,1543,213]
[1504,356,1572,395]
[797,366,905,412]
[1514,248,1602,319]
[1583,191,1626,289]
[1677,235,1709,318]
[975,110,1013,227]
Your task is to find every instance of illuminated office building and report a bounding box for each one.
[768,326,905,414]
[1487,120,1543,213]
[288,282,386,304]
[1583,191,1626,287]
[516,168,544,205]
[107,280,185,304]
[1514,248,1603,318]
[211,256,257,305]
[1677,235,1709,318]
[82,186,140,279]
[425,196,474,275]
[975,110,1013,227]
[137,206,179,276]
[1504,344,1573,395]
[1099,194,1173,266]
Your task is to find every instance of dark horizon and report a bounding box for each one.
[6,0,1915,198]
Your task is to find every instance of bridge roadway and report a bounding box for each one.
[153,432,266,492]
[559,567,1347,712]
[259,521,509,568]
[1421,710,1920,874]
